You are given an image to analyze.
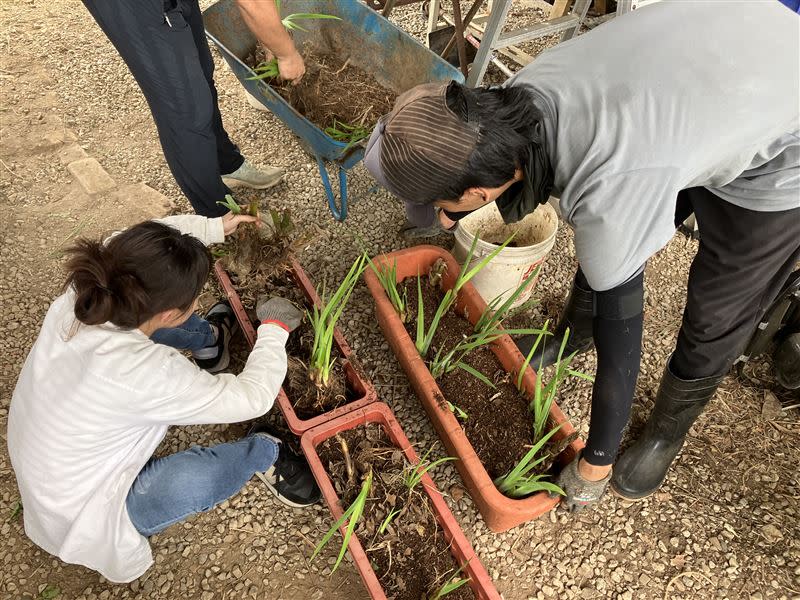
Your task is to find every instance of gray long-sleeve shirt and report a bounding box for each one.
[509,0,799,291]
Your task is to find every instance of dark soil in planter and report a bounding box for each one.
[400,277,573,485]
[318,423,474,600]
[245,44,396,133]
[219,233,357,420]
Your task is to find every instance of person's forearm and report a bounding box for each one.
[235,0,297,59]
[154,215,225,246]
[583,271,645,467]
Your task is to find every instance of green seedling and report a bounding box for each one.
[366,254,408,322]
[248,2,340,81]
[216,193,241,214]
[248,58,280,81]
[415,232,516,358]
[404,447,456,492]
[446,400,468,421]
[428,563,471,600]
[39,585,61,600]
[378,508,402,534]
[312,470,372,573]
[324,119,371,149]
[515,320,551,392]
[8,499,22,521]
[473,264,541,334]
[528,328,593,441]
[269,208,295,238]
[308,255,367,386]
[429,330,502,387]
[277,0,342,32]
[431,322,548,386]
[494,425,565,498]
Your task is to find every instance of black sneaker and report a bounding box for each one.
[250,425,321,508]
[192,302,238,374]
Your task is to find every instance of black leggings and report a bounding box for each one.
[579,270,644,467]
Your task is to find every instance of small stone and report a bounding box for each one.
[761,524,783,543]
[66,158,116,195]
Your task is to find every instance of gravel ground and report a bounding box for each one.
[1,2,798,599]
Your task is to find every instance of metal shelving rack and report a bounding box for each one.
[425,0,593,86]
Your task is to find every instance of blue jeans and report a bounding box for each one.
[150,313,215,352]
[126,435,278,536]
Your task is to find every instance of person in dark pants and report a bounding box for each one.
[363,2,799,510]
[81,0,306,217]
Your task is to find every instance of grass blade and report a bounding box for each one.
[456,362,496,389]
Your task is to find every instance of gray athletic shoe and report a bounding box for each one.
[222,159,284,190]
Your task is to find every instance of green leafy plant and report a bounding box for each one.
[308,256,367,386]
[277,0,342,31]
[415,232,515,358]
[526,328,594,441]
[493,425,565,498]
[324,119,371,149]
[8,499,22,521]
[378,508,402,534]
[404,447,456,492]
[268,208,295,238]
[429,329,503,387]
[473,264,541,334]
[248,3,341,81]
[311,470,372,573]
[446,400,468,421]
[428,563,471,600]
[430,321,548,386]
[216,193,241,214]
[366,255,408,322]
[39,585,61,600]
[515,321,551,392]
[248,58,280,81]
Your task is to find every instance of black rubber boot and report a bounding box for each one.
[515,273,594,369]
[611,360,724,500]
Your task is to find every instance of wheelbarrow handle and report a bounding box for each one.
[316,157,348,222]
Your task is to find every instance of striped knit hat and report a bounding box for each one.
[363,82,480,204]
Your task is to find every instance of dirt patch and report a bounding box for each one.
[318,423,474,600]
[246,45,396,132]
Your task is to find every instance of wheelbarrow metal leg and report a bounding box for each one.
[316,156,348,222]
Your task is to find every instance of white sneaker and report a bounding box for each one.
[222,159,284,190]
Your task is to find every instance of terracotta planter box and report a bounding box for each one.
[214,258,377,434]
[301,402,501,600]
[364,245,584,532]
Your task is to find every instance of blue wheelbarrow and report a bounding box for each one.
[203,0,464,221]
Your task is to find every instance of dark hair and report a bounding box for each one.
[430,82,543,202]
[63,221,212,328]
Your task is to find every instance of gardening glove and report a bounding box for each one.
[256,296,303,332]
[553,453,612,513]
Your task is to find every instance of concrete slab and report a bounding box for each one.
[66,157,116,195]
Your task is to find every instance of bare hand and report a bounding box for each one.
[221,210,260,236]
[277,50,305,84]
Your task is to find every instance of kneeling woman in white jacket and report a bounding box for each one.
[7,212,320,583]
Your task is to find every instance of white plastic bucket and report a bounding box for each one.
[453,202,558,308]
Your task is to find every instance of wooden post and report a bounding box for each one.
[551,0,572,18]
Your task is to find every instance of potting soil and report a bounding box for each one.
[246,44,397,133]
[402,277,570,486]
[219,231,357,420]
[318,424,474,600]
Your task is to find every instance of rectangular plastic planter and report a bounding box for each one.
[364,245,584,532]
[301,402,501,600]
[214,257,377,434]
